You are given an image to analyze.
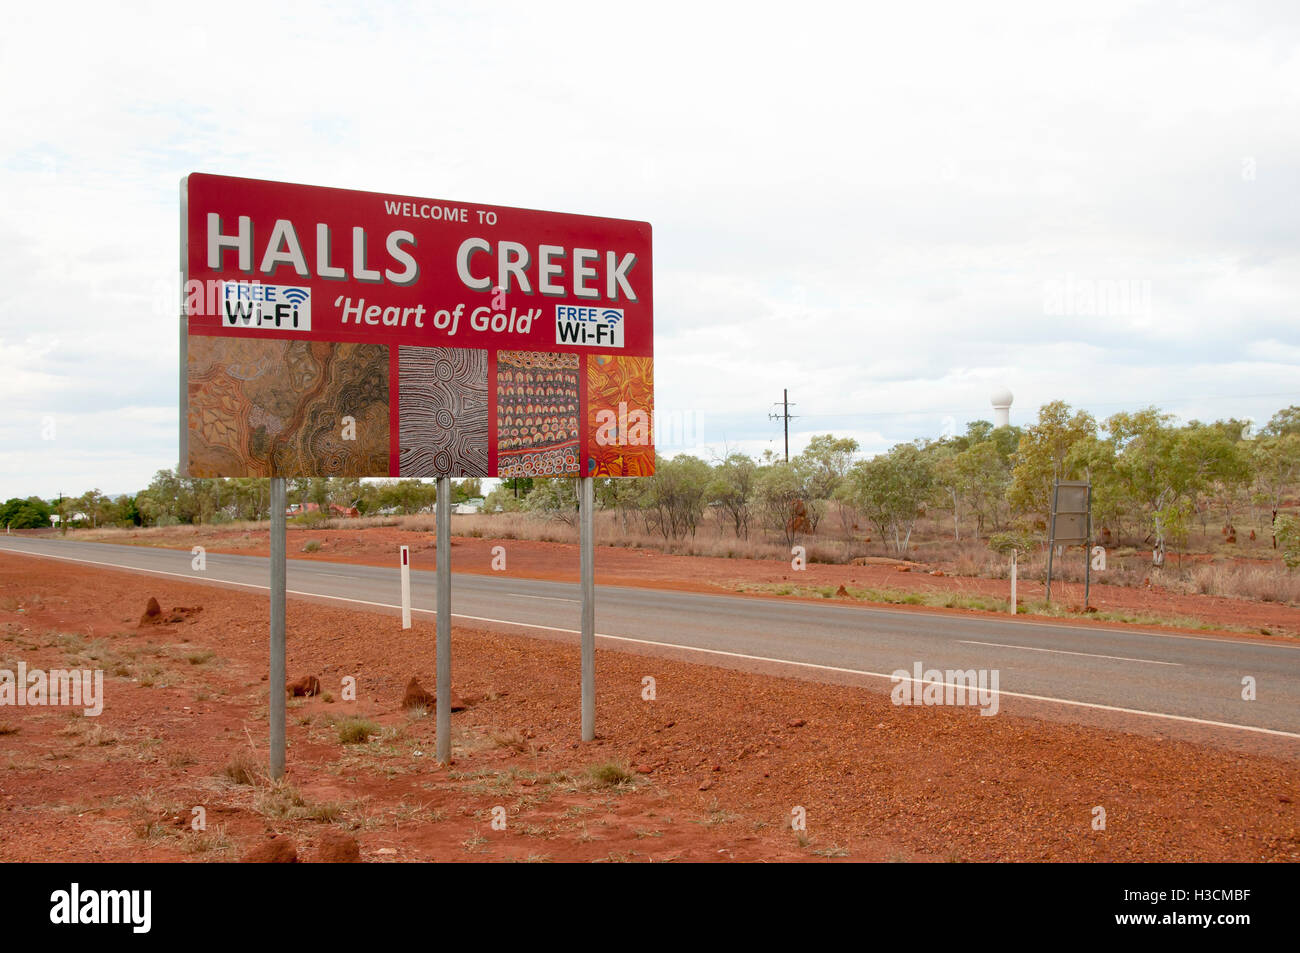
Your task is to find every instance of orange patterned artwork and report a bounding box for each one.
[186,336,389,477]
[587,355,654,477]
[496,350,581,477]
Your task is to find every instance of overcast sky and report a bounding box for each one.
[2,1,1298,500]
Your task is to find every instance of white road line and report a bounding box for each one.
[4,544,1300,741]
[6,541,1295,651]
[957,639,1182,666]
[511,594,578,603]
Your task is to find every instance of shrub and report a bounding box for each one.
[336,716,380,744]
[1276,515,1299,570]
[585,762,635,788]
[223,751,258,785]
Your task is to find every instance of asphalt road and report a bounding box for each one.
[2,536,1297,741]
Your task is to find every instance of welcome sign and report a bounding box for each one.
[180,173,653,479]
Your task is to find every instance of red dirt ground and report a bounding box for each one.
[77,524,1300,642]
[0,551,1296,862]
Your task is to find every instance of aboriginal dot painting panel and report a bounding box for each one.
[397,346,490,477]
[186,337,390,477]
[496,350,580,478]
[587,354,655,477]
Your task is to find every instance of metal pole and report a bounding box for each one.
[783,389,789,462]
[580,477,595,741]
[1045,482,1056,604]
[269,476,286,781]
[1084,484,1092,608]
[435,477,451,764]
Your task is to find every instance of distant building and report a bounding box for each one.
[453,497,485,515]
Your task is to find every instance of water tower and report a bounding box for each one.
[991,387,1013,429]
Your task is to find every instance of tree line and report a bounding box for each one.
[510,401,1300,564]
[7,402,1300,566]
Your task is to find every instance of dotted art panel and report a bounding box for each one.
[398,346,489,477]
[496,350,580,478]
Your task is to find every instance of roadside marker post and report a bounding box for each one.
[269,476,287,781]
[580,477,595,742]
[400,545,412,629]
[436,477,452,764]
[1009,551,1018,615]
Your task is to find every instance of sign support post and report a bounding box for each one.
[1045,483,1057,604]
[1084,483,1092,607]
[269,476,286,781]
[436,476,451,764]
[580,476,595,741]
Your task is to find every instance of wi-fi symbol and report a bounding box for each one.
[281,288,310,307]
[600,309,622,324]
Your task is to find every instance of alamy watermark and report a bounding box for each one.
[890,662,1000,716]
[1043,274,1152,319]
[0,663,103,716]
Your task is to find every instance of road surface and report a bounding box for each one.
[1,536,1297,745]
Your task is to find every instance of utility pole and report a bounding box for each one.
[769,389,796,462]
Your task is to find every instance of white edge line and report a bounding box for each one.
[957,639,1183,666]
[7,540,1297,651]
[18,541,1300,652]
[5,545,1300,742]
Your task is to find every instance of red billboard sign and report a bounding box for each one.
[181,173,653,479]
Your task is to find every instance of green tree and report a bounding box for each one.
[1275,514,1300,569]
[927,442,962,541]
[523,478,579,525]
[1262,406,1300,438]
[594,477,645,532]
[754,461,808,545]
[641,455,711,539]
[0,497,52,529]
[843,443,934,557]
[1251,433,1300,514]
[1103,409,1238,565]
[955,440,1011,538]
[453,478,483,503]
[707,452,758,539]
[1179,423,1250,537]
[794,434,859,501]
[1008,401,1097,518]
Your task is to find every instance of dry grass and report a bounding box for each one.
[584,762,637,789]
[222,750,259,785]
[1185,562,1300,604]
[63,500,1300,606]
[335,716,381,745]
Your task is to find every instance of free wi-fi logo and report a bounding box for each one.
[555,305,624,348]
[220,281,312,332]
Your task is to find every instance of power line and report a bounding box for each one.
[798,391,1300,421]
[768,389,797,461]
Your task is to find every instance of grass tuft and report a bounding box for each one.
[336,716,381,745]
